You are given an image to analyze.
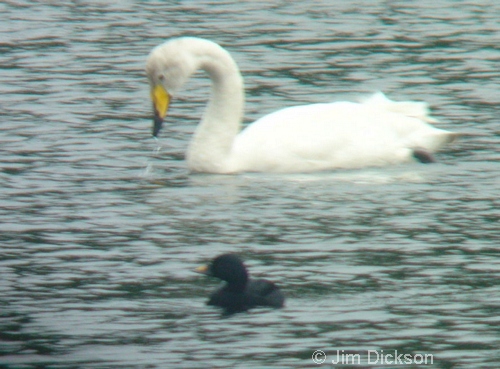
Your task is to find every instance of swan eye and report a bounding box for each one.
[158,74,165,81]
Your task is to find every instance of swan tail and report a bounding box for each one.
[363,92,439,123]
[412,130,457,163]
[420,130,458,152]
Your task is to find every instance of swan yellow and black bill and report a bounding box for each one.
[194,264,210,275]
[151,85,170,137]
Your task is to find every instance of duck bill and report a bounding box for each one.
[151,85,170,137]
[194,264,209,275]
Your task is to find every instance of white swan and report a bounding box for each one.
[146,37,456,174]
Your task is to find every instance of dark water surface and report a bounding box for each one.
[1,1,499,368]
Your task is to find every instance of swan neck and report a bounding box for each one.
[185,43,244,173]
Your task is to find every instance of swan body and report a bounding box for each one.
[146,37,456,174]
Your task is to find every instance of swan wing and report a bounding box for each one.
[230,96,454,173]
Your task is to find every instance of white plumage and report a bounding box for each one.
[146,37,456,174]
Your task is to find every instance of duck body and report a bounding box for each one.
[207,278,284,313]
[195,254,284,314]
[146,37,456,174]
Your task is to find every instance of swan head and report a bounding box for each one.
[146,38,199,137]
